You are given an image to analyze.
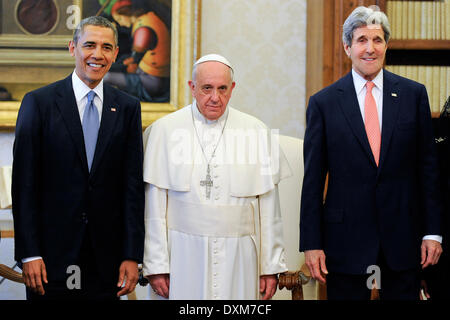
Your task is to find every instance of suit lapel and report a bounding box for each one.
[55,76,89,173]
[337,72,377,166]
[377,70,401,172]
[89,84,119,176]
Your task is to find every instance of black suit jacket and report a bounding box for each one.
[300,70,442,274]
[12,75,145,285]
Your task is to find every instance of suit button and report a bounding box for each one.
[81,213,88,224]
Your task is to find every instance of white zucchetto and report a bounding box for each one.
[194,54,233,72]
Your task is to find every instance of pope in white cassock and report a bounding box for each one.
[142,54,291,300]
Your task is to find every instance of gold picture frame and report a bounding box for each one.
[0,0,201,129]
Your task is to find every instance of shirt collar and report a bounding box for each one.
[352,68,383,95]
[192,99,229,125]
[72,70,104,104]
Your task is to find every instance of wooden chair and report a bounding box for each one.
[278,263,327,300]
[279,263,379,300]
[0,263,23,284]
[0,231,24,285]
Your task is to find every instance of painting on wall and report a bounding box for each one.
[84,0,172,103]
[0,0,201,128]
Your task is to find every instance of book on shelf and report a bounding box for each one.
[414,1,421,39]
[444,0,450,39]
[402,1,408,39]
[421,1,428,40]
[432,66,440,113]
[427,1,433,39]
[407,2,414,40]
[440,66,447,113]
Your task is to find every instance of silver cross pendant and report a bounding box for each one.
[200,164,214,199]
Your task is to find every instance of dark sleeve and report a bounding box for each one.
[299,95,328,252]
[121,99,145,263]
[11,92,43,262]
[417,84,443,236]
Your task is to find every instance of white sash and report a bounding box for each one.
[167,198,256,237]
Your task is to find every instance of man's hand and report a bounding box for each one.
[260,274,278,300]
[421,240,442,269]
[117,260,139,297]
[23,259,47,295]
[305,249,328,283]
[147,274,170,298]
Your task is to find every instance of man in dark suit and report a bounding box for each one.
[300,6,443,300]
[423,100,450,299]
[12,16,144,300]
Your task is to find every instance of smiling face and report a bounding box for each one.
[344,24,387,81]
[69,25,119,88]
[188,61,235,120]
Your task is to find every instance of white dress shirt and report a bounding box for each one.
[352,68,383,130]
[72,70,104,123]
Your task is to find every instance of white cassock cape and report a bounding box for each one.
[142,102,291,300]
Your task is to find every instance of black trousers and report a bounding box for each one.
[423,253,450,300]
[26,232,119,301]
[326,251,421,300]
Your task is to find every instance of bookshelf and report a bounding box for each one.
[384,0,450,117]
[306,0,450,117]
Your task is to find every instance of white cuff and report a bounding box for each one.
[22,256,43,263]
[422,235,442,243]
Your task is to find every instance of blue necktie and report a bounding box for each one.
[82,91,99,171]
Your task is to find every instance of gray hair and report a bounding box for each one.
[73,16,118,47]
[342,6,391,46]
[191,62,234,83]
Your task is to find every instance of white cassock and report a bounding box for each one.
[142,102,291,300]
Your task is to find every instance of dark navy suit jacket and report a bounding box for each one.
[300,70,442,274]
[12,75,145,285]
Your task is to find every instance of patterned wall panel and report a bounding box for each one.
[200,0,307,138]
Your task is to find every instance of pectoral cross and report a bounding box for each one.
[200,164,213,199]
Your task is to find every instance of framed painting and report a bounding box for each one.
[0,0,201,129]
